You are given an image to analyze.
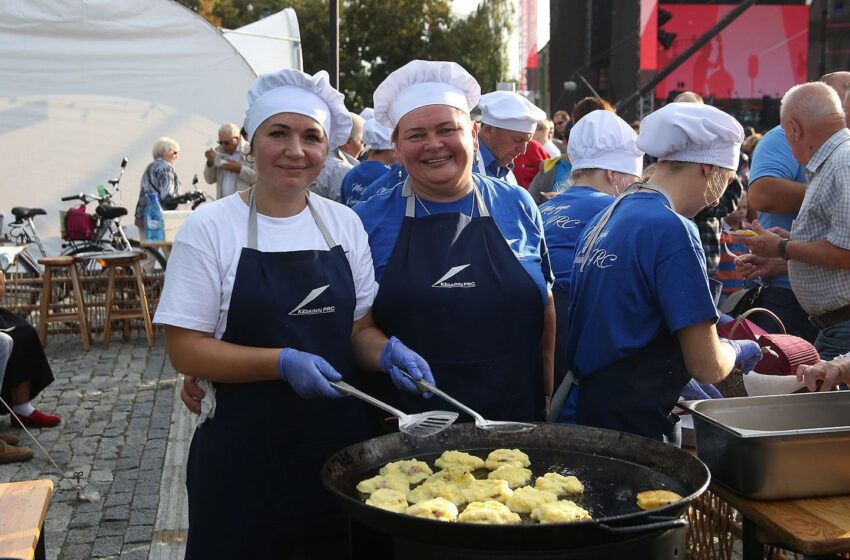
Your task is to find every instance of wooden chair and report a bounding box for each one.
[36,256,90,351]
[100,251,154,349]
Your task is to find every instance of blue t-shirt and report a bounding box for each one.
[359,162,407,202]
[567,191,718,380]
[340,160,390,207]
[353,173,553,300]
[748,125,805,290]
[540,186,613,295]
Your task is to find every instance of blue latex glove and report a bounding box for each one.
[380,336,435,396]
[277,348,345,399]
[722,338,763,374]
[681,379,723,400]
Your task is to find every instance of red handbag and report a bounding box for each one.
[717,308,820,376]
[63,205,95,240]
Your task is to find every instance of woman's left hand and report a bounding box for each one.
[380,336,435,396]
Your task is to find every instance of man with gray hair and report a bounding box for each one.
[312,112,365,202]
[203,123,256,199]
[738,82,850,359]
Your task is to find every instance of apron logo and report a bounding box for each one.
[432,264,476,289]
[289,285,336,315]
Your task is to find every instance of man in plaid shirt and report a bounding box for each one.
[737,81,850,360]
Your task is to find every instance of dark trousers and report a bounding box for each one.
[754,286,818,344]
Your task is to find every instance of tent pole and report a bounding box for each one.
[329,0,339,89]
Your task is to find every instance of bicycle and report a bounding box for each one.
[0,207,47,277]
[59,158,167,271]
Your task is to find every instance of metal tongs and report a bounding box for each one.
[400,371,536,434]
[329,381,458,438]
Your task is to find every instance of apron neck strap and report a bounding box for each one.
[640,183,676,213]
[402,176,490,218]
[248,188,338,250]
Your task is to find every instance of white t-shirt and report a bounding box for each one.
[154,192,379,339]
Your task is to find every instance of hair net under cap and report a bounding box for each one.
[637,102,744,171]
[363,119,394,151]
[373,60,481,129]
[243,69,352,149]
[478,91,547,134]
[568,110,644,177]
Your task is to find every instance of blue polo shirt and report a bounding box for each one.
[540,186,614,295]
[340,160,390,207]
[748,126,806,290]
[353,173,552,300]
[479,141,515,181]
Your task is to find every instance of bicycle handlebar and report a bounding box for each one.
[60,193,103,204]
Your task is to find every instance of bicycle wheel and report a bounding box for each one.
[66,244,113,273]
[129,239,167,271]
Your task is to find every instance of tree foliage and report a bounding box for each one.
[177,0,515,111]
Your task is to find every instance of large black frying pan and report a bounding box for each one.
[322,422,709,551]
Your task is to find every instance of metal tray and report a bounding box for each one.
[679,392,850,500]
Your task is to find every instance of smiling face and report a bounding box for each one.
[394,105,477,197]
[251,113,329,192]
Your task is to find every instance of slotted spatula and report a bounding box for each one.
[399,371,536,434]
[329,381,458,438]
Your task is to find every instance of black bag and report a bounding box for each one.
[718,284,763,316]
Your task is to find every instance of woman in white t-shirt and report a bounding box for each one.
[154,69,434,558]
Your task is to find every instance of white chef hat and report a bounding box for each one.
[568,110,644,177]
[373,60,481,129]
[359,107,375,121]
[243,69,352,149]
[478,91,547,134]
[637,102,744,171]
[363,118,394,151]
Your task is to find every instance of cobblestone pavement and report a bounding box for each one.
[0,334,180,560]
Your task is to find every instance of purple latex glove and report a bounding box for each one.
[722,338,763,374]
[681,379,723,400]
[380,336,435,396]
[277,348,344,399]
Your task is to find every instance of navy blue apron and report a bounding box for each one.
[571,184,693,440]
[552,285,572,389]
[371,178,545,422]
[185,191,372,559]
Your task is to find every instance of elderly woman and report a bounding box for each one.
[157,69,431,558]
[538,110,643,419]
[562,103,763,440]
[353,60,555,422]
[134,137,180,234]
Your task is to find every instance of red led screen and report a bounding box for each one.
[655,4,808,99]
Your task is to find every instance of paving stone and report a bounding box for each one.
[59,542,94,560]
[124,524,154,543]
[91,535,123,557]
[97,519,128,536]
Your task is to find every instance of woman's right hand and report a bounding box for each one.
[278,348,346,399]
[181,376,206,415]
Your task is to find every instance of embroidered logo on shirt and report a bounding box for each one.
[432,264,476,289]
[289,285,336,315]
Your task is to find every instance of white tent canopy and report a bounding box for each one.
[0,0,259,248]
[224,8,303,76]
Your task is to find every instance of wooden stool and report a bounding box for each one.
[37,256,90,351]
[101,251,154,349]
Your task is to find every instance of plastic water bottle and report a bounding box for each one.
[97,184,107,197]
[144,193,165,242]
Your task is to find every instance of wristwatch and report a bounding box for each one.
[778,238,790,260]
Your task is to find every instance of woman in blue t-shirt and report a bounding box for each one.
[540,110,643,410]
[561,103,763,440]
[355,60,555,422]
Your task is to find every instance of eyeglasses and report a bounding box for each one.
[554,121,565,126]
[217,137,237,145]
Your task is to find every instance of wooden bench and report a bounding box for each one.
[0,479,53,560]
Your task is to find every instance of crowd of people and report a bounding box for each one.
[27,56,838,556]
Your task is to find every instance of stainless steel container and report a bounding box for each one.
[679,391,850,500]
